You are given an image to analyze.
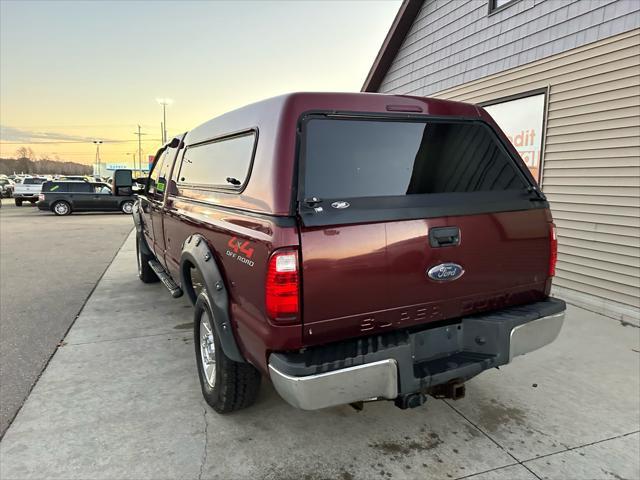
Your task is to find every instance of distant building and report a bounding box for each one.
[364,0,640,321]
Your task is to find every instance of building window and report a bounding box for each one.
[489,0,519,14]
[482,91,547,183]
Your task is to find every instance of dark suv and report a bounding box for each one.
[37,181,135,215]
[132,93,565,413]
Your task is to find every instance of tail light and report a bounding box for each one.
[38,194,45,201]
[549,223,558,277]
[265,249,299,323]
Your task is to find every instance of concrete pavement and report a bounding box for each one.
[1,230,638,480]
[0,198,134,436]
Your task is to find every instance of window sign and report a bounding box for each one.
[484,93,545,182]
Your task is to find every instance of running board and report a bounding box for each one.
[148,259,183,298]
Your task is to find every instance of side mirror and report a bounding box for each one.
[113,169,133,196]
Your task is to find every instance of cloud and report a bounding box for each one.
[0,125,118,143]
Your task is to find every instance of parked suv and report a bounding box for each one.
[37,181,135,215]
[131,93,565,413]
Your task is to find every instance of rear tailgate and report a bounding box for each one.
[15,179,45,196]
[297,114,551,346]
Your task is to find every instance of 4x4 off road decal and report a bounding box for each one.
[226,237,255,267]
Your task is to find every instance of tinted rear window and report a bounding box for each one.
[303,118,527,199]
[69,182,92,192]
[45,182,91,192]
[24,178,46,185]
[178,132,255,189]
[43,182,68,192]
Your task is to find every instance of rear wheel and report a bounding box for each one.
[136,234,159,283]
[194,292,261,413]
[52,201,71,216]
[121,200,134,214]
[14,199,22,206]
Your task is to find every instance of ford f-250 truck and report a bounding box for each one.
[129,93,565,414]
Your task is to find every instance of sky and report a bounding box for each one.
[0,0,400,167]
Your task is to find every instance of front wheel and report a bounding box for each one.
[194,292,261,413]
[14,199,22,206]
[52,201,71,216]
[121,200,134,214]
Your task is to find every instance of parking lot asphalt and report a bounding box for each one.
[0,230,639,480]
[0,198,134,437]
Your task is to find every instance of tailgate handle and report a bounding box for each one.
[429,227,460,248]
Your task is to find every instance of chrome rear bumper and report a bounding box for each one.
[269,359,398,410]
[509,311,564,361]
[269,300,565,410]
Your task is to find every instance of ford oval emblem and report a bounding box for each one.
[331,201,350,209]
[427,263,465,282]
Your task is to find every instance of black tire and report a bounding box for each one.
[121,200,134,214]
[52,200,71,216]
[136,234,159,283]
[14,199,22,206]
[194,291,261,413]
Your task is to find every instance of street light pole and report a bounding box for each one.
[137,125,142,175]
[126,152,136,174]
[93,140,102,176]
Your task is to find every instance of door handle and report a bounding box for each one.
[429,226,460,248]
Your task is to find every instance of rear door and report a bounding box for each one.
[67,182,93,209]
[297,115,550,345]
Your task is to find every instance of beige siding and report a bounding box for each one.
[430,29,640,318]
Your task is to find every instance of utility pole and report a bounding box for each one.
[156,98,172,144]
[133,126,147,176]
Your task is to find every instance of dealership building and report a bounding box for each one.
[364,0,640,321]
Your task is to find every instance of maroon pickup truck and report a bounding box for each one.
[131,92,565,413]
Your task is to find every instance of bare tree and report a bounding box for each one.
[15,147,33,160]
